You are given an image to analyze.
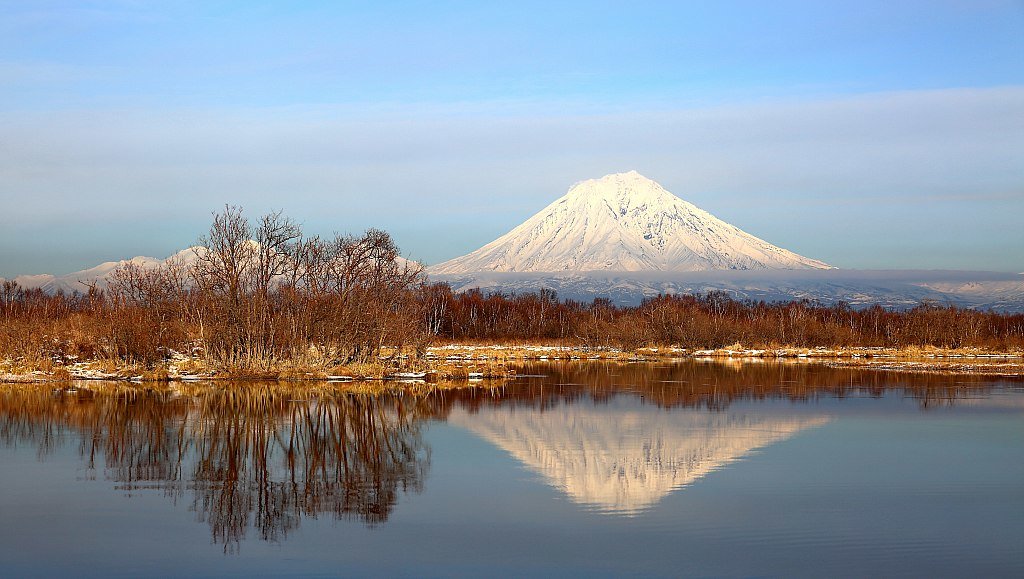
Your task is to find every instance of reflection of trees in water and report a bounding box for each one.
[0,363,1013,548]
[189,388,428,548]
[446,361,1013,412]
[0,385,429,551]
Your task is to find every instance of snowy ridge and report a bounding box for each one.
[2,246,419,294]
[430,171,831,274]
[2,248,202,294]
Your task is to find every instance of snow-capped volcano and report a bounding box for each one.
[429,171,831,274]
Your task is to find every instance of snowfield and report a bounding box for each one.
[427,269,1024,312]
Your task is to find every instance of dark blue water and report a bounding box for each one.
[1,362,1021,577]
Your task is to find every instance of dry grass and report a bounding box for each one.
[3,341,1022,384]
[426,343,634,362]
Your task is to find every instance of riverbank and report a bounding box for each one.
[649,344,1024,376]
[3,343,1023,383]
[428,343,1024,376]
[0,352,513,384]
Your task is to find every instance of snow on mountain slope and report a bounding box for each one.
[3,249,202,293]
[6,274,59,293]
[67,255,164,282]
[429,171,831,274]
[3,246,420,294]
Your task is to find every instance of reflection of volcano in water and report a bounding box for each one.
[450,401,829,515]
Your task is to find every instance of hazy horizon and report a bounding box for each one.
[2,2,1022,277]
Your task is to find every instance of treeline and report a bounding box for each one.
[427,288,1024,350]
[2,207,1023,374]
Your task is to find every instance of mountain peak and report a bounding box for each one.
[429,172,831,274]
[569,171,668,199]
[585,169,646,184]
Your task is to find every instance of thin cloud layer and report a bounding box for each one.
[1,86,1022,275]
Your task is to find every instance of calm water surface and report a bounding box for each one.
[1,362,1022,577]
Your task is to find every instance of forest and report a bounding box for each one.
[2,208,1022,377]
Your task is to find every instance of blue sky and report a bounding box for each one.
[1,1,1022,276]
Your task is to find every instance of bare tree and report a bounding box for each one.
[252,210,302,301]
[193,205,253,308]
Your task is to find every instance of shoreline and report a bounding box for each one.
[3,344,1023,383]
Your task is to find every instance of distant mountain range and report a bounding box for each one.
[428,269,1024,311]
[0,249,199,294]
[4,171,1023,310]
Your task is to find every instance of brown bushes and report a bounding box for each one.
[2,208,1023,375]
[1,207,427,375]
[3,278,1022,375]
[425,289,1024,351]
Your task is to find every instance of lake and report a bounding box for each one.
[1,361,1022,577]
